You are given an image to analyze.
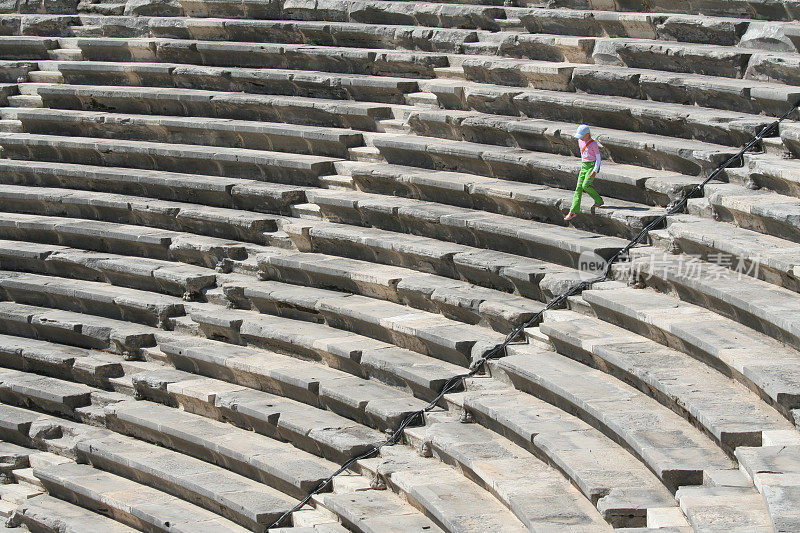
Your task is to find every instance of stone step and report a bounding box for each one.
[0,270,186,328]
[463,384,678,527]
[0,159,308,218]
[0,60,37,82]
[284,217,583,302]
[676,484,773,532]
[0,133,340,186]
[0,300,157,358]
[458,55,579,89]
[0,37,58,60]
[420,78,775,147]
[105,399,336,500]
[407,413,612,529]
[581,286,800,421]
[10,493,139,533]
[368,134,699,206]
[76,432,299,530]
[280,0,506,30]
[736,442,800,532]
[0,500,16,519]
[622,249,800,356]
[170,306,464,403]
[491,344,735,492]
[42,60,419,104]
[0,212,260,270]
[512,8,748,45]
[0,333,124,389]
[0,183,286,246]
[146,17,483,53]
[464,32,595,62]
[12,106,364,158]
[341,160,667,239]
[26,70,64,83]
[657,214,800,293]
[571,63,800,117]
[256,248,545,333]
[34,461,253,532]
[209,277,507,367]
[57,37,449,79]
[355,445,531,533]
[0,483,42,505]
[540,309,792,451]
[154,332,428,432]
[36,82,394,131]
[303,188,628,270]
[131,368,386,464]
[0,239,218,299]
[13,467,44,489]
[0,441,33,478]
[5,95,41,108]
[0,368,94,417]
[314,489,444,533]
[741,152,800,198]
[405,109,740,177]
[704,182,800,244]
[547,0,798,21]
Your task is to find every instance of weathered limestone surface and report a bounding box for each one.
[0,0,798,530]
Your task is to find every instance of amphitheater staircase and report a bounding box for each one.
[0,0,797,532]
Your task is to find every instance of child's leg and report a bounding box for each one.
[570,164,591,213]
[582,172,603,205]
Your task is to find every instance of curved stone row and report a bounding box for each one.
[0,0,798,531]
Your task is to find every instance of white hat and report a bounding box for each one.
[575,124,591,138]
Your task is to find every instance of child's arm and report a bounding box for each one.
[591,152,601,176]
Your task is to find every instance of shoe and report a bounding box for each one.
[563,212,577,221]
[592,202,604,208]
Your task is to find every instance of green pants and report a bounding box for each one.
[570,161,603,213]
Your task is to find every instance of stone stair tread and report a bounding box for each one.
[153,331,428,431]
[570,63,800,117]
[0,269,185,328]
[404,108,740,177]
[304,187,628,270]
[0,332,124,388]
[367,133,699,206]
[0,238,219,298]
[131,368,386,463]
[417,414,612,530]
[0,368,95,416]
[704,181,800,244]
[256,247,545,333]
[12,493,139,533]
[341,160,667,238]
[76,432,298,530]
[0,300,158,356]
[540,308,792,451]
[174,304,464,403]
[0,182,287,246]
[626,249,800,353]
[211,276,507,367]
[13,106,364,157]
[676,485,773,532]
[0,132,339,184]
[105,399,336,499]
[41,60,419,103]
[736,443,800,532]
[494,344,734,491]
[316,489,445,533]
[463,385,677,527]
[581,286,800,418]
[33,461,253,532]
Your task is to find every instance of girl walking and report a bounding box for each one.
[564,124,604,221]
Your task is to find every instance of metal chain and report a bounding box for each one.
[269,101,800,529]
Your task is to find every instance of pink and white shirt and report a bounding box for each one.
[578,138,601,173]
